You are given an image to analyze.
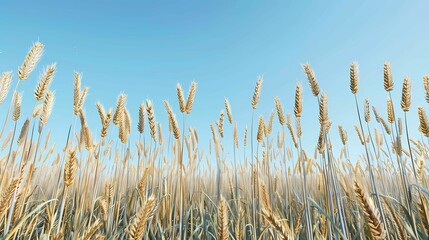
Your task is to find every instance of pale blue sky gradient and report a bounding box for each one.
[1,1,429,163]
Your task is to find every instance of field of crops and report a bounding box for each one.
[0,41,429,239]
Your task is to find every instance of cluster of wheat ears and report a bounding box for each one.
[0,42,429,240]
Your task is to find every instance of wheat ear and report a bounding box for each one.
[384,61,394,92]
[138,103,145,134]
[251,76,263,109]
[18,41,44,80]
[185,81,197,114]
[224,98,233,124]
[34,63,56,100]
[0,72,12,104]
[401,76,411,112]
[350,62,359,94]
[354,180,386,240]
[294,82,303,118]
[274,97,286,125]
[129,195,157,240]
[423,75,429,104]
[146,100,157,142]
[217,196,229,240]
[12,91,22,122]
[302,63,320,96]
[164,100,180,140]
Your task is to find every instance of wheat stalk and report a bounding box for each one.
[251,76,263,109]
[129,195,157,240]
[73,72,82,115]
[418,107,429,137]
[386,98,394,124]
[146,100,157,142]
[257,115,265,143]
[113,93,126,125]
[39,91,55,131]
[224,98,233,124]
[164,100,180,140]
[138,103,145,134]
[364,98,371,123]
[401,77,411,112]
[384,61,394,92]
[302,63,320,96]
[64,148,77,187]
[338,125,348,145]
[185,81,197,114]
[18,41,44,80]
[294,82,303,118]
[0,178,19,217]
[34,63,56,101]
[0,72,12,104]
[12,91,22,122]
[274,97,286,125]
[354,180,386,240]
[423,75,429,104]
[17,119,30,146]
[217,196,229,240]
[319,93,329,126]
[350,62,359,94]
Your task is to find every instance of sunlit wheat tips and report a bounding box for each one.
[96,101,106,125]
[64,148,77,187]
[146,100,157,142]
[401,76,411,112]
[216,110,225,138]
[350,62,359,94]
[224,98,232,124]
[185,81,197,114]
[39,90,55,132]
[364,98,371,123]
[138,103,145,134]
[129,195,157,240]
[387,98,394,124]
[18,41,44,80]
[354,125,365,145]
[113,93,126,125]
[338,125,348,145]
[34,63,56,101]
[251,76,263,109]
[0,72,12,104]
[384,61,394,92]
[32,104,43,118]
[119,107,131,143]
[424,75,429,104]
[100,108,112,139]
[12,91,22,121]
[124,108,131,134]
[164,100,180,140]
[274,97,286,125]
[177,83,186,113]
[418,107,429,137]
[217,196,229,240]
[233,122,239,148]
[257,115,265,142]
[0,178,19,217]
[73,72,82,115]
[17,118,30,146]
[265,111,274,136]
[354,180,386,240]
[319,92,329,127]
[302,63,320,97]
[294,82,302,118]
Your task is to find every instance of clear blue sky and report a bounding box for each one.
[1,1,428,164]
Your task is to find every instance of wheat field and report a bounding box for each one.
[0,41,429,240]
